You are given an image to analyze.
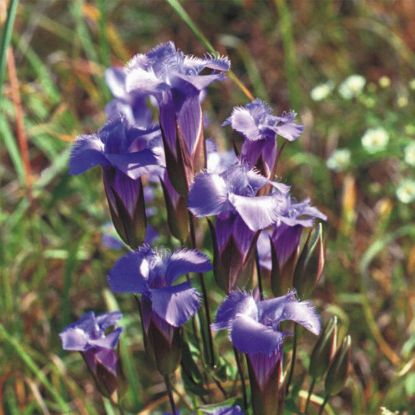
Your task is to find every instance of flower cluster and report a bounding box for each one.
[60,41,339,415]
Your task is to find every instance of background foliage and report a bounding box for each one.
[1,0,415,413]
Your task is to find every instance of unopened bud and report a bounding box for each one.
[208,218,255,293]
[309,316,338,380]
[294,223,325,298]
[324,335,351,397]
[271,242,299,296]
[105,174,147,249]
[140,299,182,376]
[161,177,189,242]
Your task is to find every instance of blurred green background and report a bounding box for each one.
[1,0,415,414]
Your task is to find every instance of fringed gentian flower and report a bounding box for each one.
[69,116,163,248]
[60,311,123,399]
[105,67,153,127]
[126,41,230,195]
[224,99,303,177]
[213,290,320,415]
[188,162,289,292]
[108,245,211,375]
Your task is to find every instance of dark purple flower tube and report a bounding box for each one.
[69,116,163,248]
[108,245,211,375]
[212,290,321,415]
[160,172,189,243]
[126,42,230,195]
[223,99,303,178]
[256,194,326,295]
[60,311,123,400]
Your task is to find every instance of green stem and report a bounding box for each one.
[233,347,248,411]
[304,378,316,414]
[285,323,298,394]
[318,395,330,415]
[0,0,19,102]
[164,374,178,415]
[189,212,215,368]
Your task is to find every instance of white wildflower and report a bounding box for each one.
[339,74,366,99]
[361,128,389,154]
[404,142,415,166]
[396,179,415,204]
[326,149,351,172]
[310,81,334,101]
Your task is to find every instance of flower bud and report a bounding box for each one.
[86,349,125,402]
[160,175,189,242]
[309,316,338,380]
[208,216,256,293]
[270,241,299,296]
[324,335,351,397]
[140,297,182,376]
[104,172,147,249]
[293,223,325,298]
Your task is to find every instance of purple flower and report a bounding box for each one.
[126,42,230,194]
[60,311,123,397]
[188,162,289,232]
[213,290,320,386]
[69,116,163,247]
[188,162,288,292]
[108,245,211,373]
[105,67,154,127]
[224,99,303,177]
[108,245,210,328]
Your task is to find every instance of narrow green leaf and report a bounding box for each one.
[0,114,25,184]
[0,0,19,100]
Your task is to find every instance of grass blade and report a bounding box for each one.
[0,0,19,100]
[0,114,24,184]
[274,0,302,109]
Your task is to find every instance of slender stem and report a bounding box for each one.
[188,212,215,368]
[272,139,287,180]
[304,378,316,414]
[209,375,227,400]
[164,374,177,415]
[285,323,298,394]
[277,359,285,415]
[233,347,248,411]
[186,272,203,356]
[255,249,264,300]
[0,0,19,101]
[318,395,330,415]
[7,47,32,199]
